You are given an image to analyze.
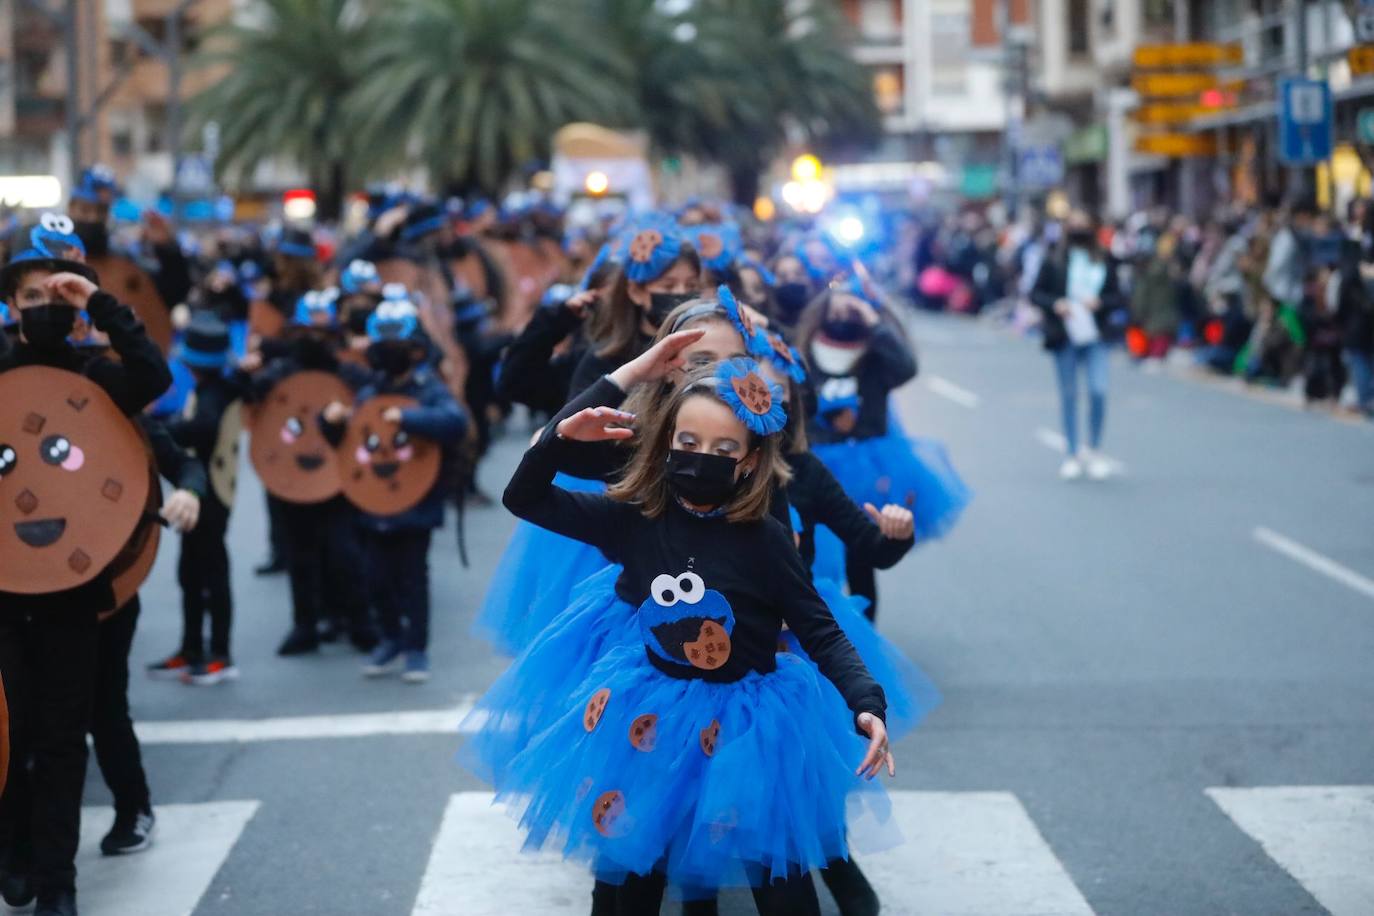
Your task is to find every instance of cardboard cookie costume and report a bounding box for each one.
[104,450,162,617]
[249,370,353,504]
[0,366,150,594]
[338,395,441,516]
[0,672,9,799]
[86,254,174,355]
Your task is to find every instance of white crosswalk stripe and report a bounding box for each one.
[1207,785,1374,916]
[77,801,259,916]
[412,791,1096,916]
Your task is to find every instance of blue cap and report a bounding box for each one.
[340,259,381,295]
[176,314,232,369]
[0,213,98,298]
[366,285,421,342]
[70,165,119,204]
[616,216,686,284]
[292,288,339,327]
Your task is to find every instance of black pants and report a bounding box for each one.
[91,597,151,816]
[177,497,232,659]
[844,547,879,621]
[365,528,432,652]
[612,871,820,916]
[0,598,99,897]
[281,498,368,633]
[266,492,288,561]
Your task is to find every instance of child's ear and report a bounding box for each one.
[738,449,759,479]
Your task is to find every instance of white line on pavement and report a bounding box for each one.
[134,698,477,745]
[421,791,1096,916]
[1252,528,1374,601]
[1033,428,1128,475]
[926,375,981,409]
[1207,786,1374,916]
[79,802,259,916]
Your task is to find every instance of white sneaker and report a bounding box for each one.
[1059,457,1084,480]
[1082,449,1112,480]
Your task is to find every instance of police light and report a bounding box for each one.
[834,216,865,245]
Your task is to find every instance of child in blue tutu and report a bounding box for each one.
[796,280,971,617]
[482,358,895,914]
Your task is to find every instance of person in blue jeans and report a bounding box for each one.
[1030,212,1123,480]
[321,290,466,682]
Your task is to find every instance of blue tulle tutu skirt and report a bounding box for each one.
[462,565,638,788]
[480,644,898,892]
[812,434,971,542]
[781,577,939,740]
[472,473,612,655]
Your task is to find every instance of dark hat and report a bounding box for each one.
[276,227,316,260]
[178,314,232,369]
[70,165,120,204]
[401,201,447,242]
[0,214,99,301]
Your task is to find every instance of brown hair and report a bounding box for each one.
[608,365,790,524]
[618,297,745,426]
[273,253,323,296]
[588,244,701,360]
[792,284,910,357]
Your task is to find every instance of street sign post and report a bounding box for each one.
[1278,78,1333,166]
[1017,146,1064,190]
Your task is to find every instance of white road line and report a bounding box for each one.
[1033,428,1128,475]
[926,375,981,409]
[1207,786,1374,916]
[79,802,259,916]
[135,698,476,745]
[425,791,1095,916]
[413,793,590,915]
[1252,527,1374,601]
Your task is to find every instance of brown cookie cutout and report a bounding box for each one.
[730,371,772,416]
[583,688,611,732]
[628,714,658,752]
[592,790,627,838]
[628,230,663,264]
[699,720,720,757]
[685,620,731,671]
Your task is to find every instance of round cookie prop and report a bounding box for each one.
[338,395,441,516]
[0,367,150,594]
[105,452,162,618]
[0,672,9,799]
[87,254,174,355]
[249,371,353,504]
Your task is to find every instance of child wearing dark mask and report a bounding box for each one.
[568,219,701,397]
[239,289,376,655]
[147,316,246,685]
[0,214,171,916]
[798,282,971,618]
[471,357,894,916]
[320,292,466,683]
[769,252,817,338]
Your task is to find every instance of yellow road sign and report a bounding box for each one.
[1350,46,1374,77]
[1133,43,1243,69]
[1132,102,1233,125]
[1134,134,1218,157]
[1131,74,1244,97]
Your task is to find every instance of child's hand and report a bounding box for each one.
[555,406,635,443]
[323,401,352,425]
[161,489,201,533]
[856,712,895,779]
[610,328,707,389]
[41,272,99,310]
[864,503,914,541]
[381,406,404,424]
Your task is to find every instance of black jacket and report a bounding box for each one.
[1029,247,1124,351]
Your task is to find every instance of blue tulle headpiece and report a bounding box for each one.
[712,358,787,437]
[340,259,380,295]
[578,242,616,292]
[751,328,807,383]
[617,216,685,284]
[686,222,741,275]
[715,284,755,344]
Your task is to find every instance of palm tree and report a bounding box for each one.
[349,0,634,195]
[186,0,365,218]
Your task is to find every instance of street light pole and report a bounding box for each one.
[63,0,81,190]
[1291,0,1312,201]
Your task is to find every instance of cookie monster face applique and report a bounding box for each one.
[638,570,736,672]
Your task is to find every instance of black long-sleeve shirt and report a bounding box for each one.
[0,291,171,416]
[496,302,587,414]
[503,434,885,725]
[567,331,651,401]
[143,416,208,497]
[808,324,917,445]
[786,451,914,569]
[165,373,246,508]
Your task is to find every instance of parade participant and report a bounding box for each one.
[1029,211,1122,481]
[320,293,465,682]
[0,214,170,916]
[0,301,16,357]
[471,295,751,657]
[91,416,204,857]
[567,220,700,396]
[497,243,620,417]
[768,252,816,338]
[337,259,384,351]
[796,281,971,616]
[146,316,246,685]
[686,222,742,286]
[241,289,374,655]
[485,358,894,914]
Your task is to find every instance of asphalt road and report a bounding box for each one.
[71,313,1374,916]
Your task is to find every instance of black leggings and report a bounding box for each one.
[612,870,820,916]
[844,547,879,621]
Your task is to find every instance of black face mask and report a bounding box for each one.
[775,283,810,320]
[647,292,696,327]
[21,304,78,351]
[73,221,109,257]
[666,449,743,507]
[821,318,870,342]
[291,332,337,368]
[1066,231,1095,249]
[367,341,415,376]
[347,308,374,336]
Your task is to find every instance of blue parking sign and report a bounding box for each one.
[1278,78,1333,166]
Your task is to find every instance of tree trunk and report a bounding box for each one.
[315,160,347,222]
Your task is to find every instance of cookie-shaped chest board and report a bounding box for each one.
[249,371,353,503]
[209,400,244,508]
[0,367,150,594]
[105,450,162,617]
[0,672,9,799]
[247,299,285,341]
[339,395,441,516]
[87,255,174,354]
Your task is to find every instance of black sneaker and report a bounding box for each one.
[0,865,34,908]
[146,653,196,681]
[316,620,341,644]
[276,627,319,656]
[34,888,77,916]
[253,555,286,576]
[100,808,155,856]
[181,657,240,686]
[348,627,379,653]
[820,856,880,916]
